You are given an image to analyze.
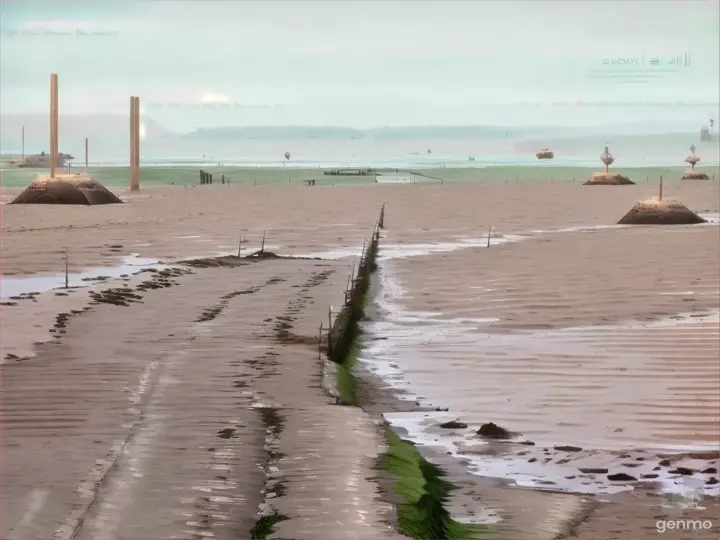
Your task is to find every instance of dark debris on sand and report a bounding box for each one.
[178,252,322,269]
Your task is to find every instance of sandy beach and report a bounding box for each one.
[2,179,719,539]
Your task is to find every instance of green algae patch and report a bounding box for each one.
[250,512,289,539]
[327,206,382,405]
[335,338,362,406]
[380,429,486,540]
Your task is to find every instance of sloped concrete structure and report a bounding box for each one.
[682,170,710,180]
[584,172,635,185]
[10,173,123,205]
[617,197,706,225]
[585,145,634,184]
[682,144,707,179]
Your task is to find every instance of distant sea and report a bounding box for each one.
[1,132,718,170]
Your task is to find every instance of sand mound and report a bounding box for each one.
[617,197,707,225]
[10,173,123,205]
[584,172,635,185]
[682,170,710,180]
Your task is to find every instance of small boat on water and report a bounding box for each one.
[536,148,554,160]
[2,151,74,169]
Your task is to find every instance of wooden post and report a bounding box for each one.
[84,137,88,172]
[659,175,663,201]
[327,306,333,355]
[50,73,58,179]
[237,229,243,257]
[318,323,323,358]
[64,247,69,288]
[260,230,266,254]
[487,225,492,248]
[53,73,58,178]
[129,96,140,190]
[134,96,140,190]
[129,96,136,189]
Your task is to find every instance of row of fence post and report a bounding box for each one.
[323,203,384,362]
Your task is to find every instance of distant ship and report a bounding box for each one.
[1,151,74,169]
[536,148,555,160]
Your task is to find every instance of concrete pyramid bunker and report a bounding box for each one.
[585,146,635,185]
[584,172,635,185]
[681,170,709,180]
[10,72,125,205]
[682,144,708,179]
[617,197,707,225]
[10,173,123,205]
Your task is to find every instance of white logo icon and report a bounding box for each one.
[664,477,706,516]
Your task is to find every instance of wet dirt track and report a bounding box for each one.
[2,259,400,540]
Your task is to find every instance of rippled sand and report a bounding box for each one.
[386,226,720,446]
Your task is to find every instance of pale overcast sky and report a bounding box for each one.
[1,0,718,128]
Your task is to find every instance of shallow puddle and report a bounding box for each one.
[0,254,164,299]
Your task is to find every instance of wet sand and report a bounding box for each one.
[2,258,401,539]
[2,180,719,539]
[383,228,720,450]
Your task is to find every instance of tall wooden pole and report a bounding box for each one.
[129,96,135,189]
[134,96,140,189]
[49,76,53,178]
[130,96,140,190]
[54,74,59,175]
[84,137,88,172]
[50,73,58,178]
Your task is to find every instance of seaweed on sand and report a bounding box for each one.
[380,429,486,540]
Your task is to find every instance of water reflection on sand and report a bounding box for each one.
[359,224,720,497]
